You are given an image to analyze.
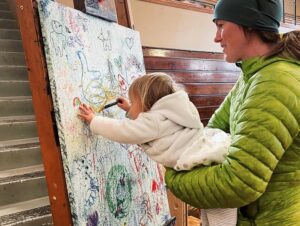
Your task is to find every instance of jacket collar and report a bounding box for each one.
[236,56,300,81]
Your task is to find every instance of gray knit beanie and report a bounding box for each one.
[213,0,283,33]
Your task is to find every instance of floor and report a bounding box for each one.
[188,216,201,226]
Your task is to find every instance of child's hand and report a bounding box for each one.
[117,97,131,112]
[78,103,95,124]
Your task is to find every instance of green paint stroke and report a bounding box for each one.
[106,165,132,219]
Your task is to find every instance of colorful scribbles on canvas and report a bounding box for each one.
[37,0,170,225]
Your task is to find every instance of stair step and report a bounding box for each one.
[0,29,21,40]
[0,165,48,206]
[5,214,53,226]
[0,19,17,29]
[0,81,31,96]
[0,39,23,52]
[0,3,9,11]
[0,52,25,65]
[0,66,27,80]
[0,164,44,183]
[0,10,13,19]
[0,97,34,117]
[0,116,37,141]
[0,197,52,226]
[0,138,41,171]
[0,137,39,149]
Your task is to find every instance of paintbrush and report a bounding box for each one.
[98,99,120,112]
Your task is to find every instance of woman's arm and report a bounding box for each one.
[165,71,300,209]
[206,79,241,132]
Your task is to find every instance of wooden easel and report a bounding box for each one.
[16,1,72,225]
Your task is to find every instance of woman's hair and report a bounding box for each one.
[245,29,300,60]
[277,30,300,60]
[128,72,179,112]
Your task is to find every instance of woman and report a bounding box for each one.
[165,0,300,225]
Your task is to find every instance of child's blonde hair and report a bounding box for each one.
[128,72,179,112]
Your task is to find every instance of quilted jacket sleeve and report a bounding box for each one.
[206,90,232,133]
[165,69,300,209]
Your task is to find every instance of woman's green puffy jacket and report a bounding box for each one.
[165,56,300,226]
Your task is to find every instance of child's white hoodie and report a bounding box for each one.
[90,90,231,170]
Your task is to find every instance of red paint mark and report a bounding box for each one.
[156,164,164,185]
[151,180,158,192]
[93,153,96,170]
[118,74,127,93]
[156,202,160,214]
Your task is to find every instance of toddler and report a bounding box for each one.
[78,72,236,226]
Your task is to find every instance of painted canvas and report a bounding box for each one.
[37,0,170,225]
[73,0,118,22]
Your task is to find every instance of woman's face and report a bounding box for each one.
[214,20,249,63]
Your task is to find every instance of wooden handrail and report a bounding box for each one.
[15,1,72,225]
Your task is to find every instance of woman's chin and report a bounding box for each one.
[224,54,240,63]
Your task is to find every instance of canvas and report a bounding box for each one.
[37,0,170,225]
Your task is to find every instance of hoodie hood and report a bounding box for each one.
[150,91,202,129]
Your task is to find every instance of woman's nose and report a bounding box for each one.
[214,31,221,43]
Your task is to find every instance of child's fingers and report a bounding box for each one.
[79,104,92,114]
[80,103,89,110]
[77,113,86,120]
[117,97,124,104]
[78,106,87,114]
[88,106,94,112]
[79,104,87,111]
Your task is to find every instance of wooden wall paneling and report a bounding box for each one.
[145,71,239,83]
[144,56,239,71]
[143,47,225,59]
[183,83,234,95]
[166,71,239,83]
[197,106,219,122]
[189,95,226,106]
[16,1,72,225]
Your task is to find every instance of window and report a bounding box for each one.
[282,0,299,26]
[140,0,217,13]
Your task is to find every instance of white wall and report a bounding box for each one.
[130,0,221,52]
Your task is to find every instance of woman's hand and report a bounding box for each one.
[78,103,95,124]
[117,97,131,112]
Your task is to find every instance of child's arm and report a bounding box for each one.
[90,112,159,144]
[78,102,159,144]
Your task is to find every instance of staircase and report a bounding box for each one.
[0,1,53,225]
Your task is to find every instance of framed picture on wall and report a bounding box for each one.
[73,0,118,22]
